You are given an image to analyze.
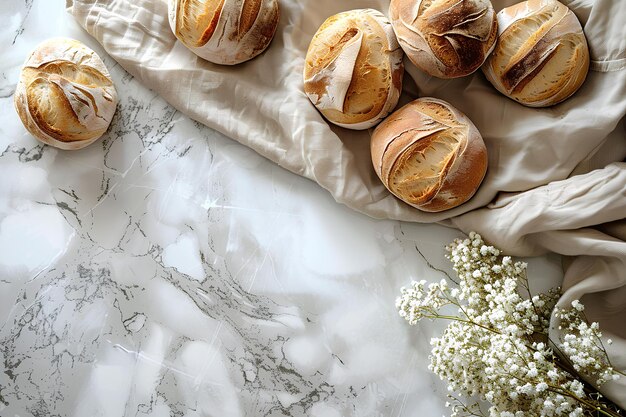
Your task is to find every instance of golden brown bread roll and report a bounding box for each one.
[389,0,498,79]
[371,98,488,212]
[14,38,118,150]
[168,0,280,65]
[482,0,590,107]
[303,9,404,130]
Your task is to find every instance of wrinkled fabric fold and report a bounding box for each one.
[68,0,626,407]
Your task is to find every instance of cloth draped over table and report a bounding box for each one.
[67,0,626,406]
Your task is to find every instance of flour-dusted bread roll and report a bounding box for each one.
[482,0,589,107]
[168,0,279,65]
[389,0,497,79]
[303,9,404,130]
[14,38,118,150]
[371,98,488,212]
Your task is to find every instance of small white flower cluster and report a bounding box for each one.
[555,301,620,386]
[397,278,452,325]
[396,232,622,417]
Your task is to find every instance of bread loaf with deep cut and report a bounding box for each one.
[168,0,280,65]
[389,0,498,79]
[303,9,404,130]
[371,98,488,212]
[14,38,118,150]
[482,0,589,107]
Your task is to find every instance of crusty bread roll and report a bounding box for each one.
[371,98,488,212]
[303,9,404,130]
[168,0,279,65]
[389,0,497,79]
[14,38,118,150]
[482,0,589,107]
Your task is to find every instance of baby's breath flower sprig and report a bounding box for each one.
[555,304,626,386]
[397,232,623,417]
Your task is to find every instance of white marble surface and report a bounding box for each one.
[0,1,564,416]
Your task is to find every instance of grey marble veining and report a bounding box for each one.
[0,1,564,416]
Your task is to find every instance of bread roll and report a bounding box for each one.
[482,0,589,107]
[389,0,497,79]
[303,9,404,130]
[14,38,118,150]
[168,0,279,65]
[371,98,488,212]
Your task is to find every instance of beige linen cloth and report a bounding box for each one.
[68,0,626,406]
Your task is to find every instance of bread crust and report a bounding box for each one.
[371,97,488,212]
[303,9,404,130]
[14,38,118,150]
[168,0,279,65]
[389,0,497,79]
[482,0,589,107]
